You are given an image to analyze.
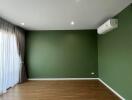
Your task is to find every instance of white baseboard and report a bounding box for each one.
[28,78,99,80]
[28,78,125,100]
[98,78,125,100]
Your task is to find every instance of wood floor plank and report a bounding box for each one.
[0,80,120,100]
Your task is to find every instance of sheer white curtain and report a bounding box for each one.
[0,30,21,94]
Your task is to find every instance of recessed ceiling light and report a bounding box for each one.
[20,23,24,26]
[70,21,75,26]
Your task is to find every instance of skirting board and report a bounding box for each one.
[98,78,125,100]
[28,78,99,80]
[28,78,125,100]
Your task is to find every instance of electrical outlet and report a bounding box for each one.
[91,72,95,75]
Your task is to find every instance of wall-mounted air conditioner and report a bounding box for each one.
[97,19,118,35]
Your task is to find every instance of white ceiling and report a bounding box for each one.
[0,0,131,30]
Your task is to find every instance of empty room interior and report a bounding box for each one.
[0,0,132,100]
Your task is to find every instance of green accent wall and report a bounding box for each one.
[98,5,132,100]
[26,30,98,78]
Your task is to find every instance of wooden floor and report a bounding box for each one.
[0,80,120,100]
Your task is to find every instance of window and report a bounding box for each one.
[0,30,21,94]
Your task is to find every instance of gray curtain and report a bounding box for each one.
[15,27,27,83]
[0,17,27,83]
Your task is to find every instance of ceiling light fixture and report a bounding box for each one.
[20,22,24,26]
[70,21,75,26]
